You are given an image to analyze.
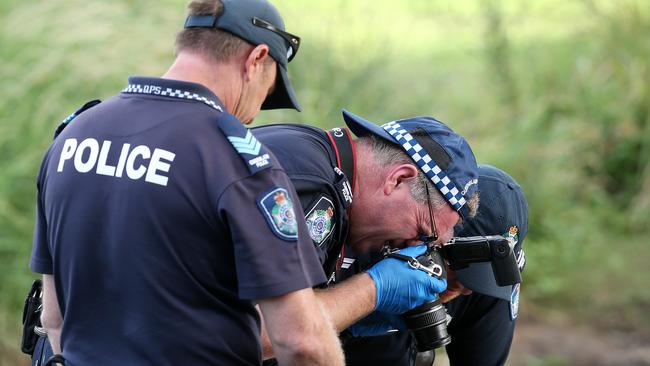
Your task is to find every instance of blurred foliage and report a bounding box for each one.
[1,0,649,363]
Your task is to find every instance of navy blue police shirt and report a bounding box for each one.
[253,124,523,366]
[252,124,353,282]
[29,77,325,366]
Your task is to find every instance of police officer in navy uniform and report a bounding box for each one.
[341,164,528,366]
[253,112,527,365]
[443,164,528,366]
[253,110,482,363]
[28,0,349,365]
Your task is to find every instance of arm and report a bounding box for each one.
[260,245,446,358]
[41,274,62,354]
[260,273,373,360]
[317,244,447,331]
[258,287,344,366]
[314,272,375,332]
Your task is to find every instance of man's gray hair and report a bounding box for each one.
[361,135,479,218]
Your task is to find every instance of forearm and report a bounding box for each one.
[41,274,63,354]
[259,288,344,366]
[314,272,376,332]
[260,273,375,359]
[258,306,274,360]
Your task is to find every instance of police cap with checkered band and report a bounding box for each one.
[453,164,528,302]
[342,109,479,219]
[184,0,301,111]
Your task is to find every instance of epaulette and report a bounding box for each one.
[53,100,101,140]
[216,112,274,175]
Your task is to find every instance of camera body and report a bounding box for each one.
[399,235,522,352]
[400,246,451,351]
[442,235,522,287]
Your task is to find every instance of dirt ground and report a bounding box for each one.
[431,310,650,366]
[507,315,650,366]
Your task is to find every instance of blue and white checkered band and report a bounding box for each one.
[382,121,467,211]
[122,84,223,112]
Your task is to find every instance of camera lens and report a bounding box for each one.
[402,299,451,351]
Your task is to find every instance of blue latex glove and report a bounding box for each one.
[367,245,447,314]
[347,311,407,337]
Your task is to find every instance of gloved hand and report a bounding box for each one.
[367,245,447,314]
[347,311,407,337]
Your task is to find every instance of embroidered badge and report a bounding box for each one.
[307,207,334,244]
[503,226,519,246]
[510,283,520,320]
[304,197,336,246]
[258,188,298,241]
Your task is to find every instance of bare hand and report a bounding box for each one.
[439,265,472,303]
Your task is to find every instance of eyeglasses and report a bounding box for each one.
[419,183,439,245]
[252,17,301,62]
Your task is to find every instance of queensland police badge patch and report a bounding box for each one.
[504,226,519,245]
[306,207,333,244]
[304,197,336,246]
[258,188,298,241]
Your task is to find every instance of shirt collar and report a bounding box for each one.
[122,76,225,112]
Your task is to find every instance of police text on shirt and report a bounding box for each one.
[57,138,175,186]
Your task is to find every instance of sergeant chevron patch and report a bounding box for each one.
[216,112,273,175]
[227,130,261,156]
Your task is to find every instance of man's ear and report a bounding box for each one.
[243,44,271,81]
[383,164,419,195]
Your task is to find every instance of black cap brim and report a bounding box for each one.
[262,63,301,111]
[341,109,394,142]
[453,164,528,301]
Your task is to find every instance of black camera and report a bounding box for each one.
[390,235,522,352]
[399,246,451,351]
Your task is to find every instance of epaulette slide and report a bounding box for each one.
[53,100,101,140]
[216,112,273,175]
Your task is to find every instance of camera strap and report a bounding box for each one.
[387,252,444,278]
[324,127,356,273]
[324,127,356,194]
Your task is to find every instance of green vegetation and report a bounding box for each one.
[1,0,649,364]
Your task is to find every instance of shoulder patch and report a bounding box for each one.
[304,196,336,246]
[53,99,101,139]
[510,283,520,320]
[216,112,273,175]
[505,226,526,271]
[504,226,519,246]
[257,188,298,241]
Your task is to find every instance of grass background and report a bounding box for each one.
[1,0,649,364]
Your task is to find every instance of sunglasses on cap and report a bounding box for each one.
[252,17,300,62]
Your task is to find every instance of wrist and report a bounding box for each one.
[360,272,377,310]
[364,269,381,311]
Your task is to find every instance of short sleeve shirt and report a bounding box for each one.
[29,77,325,366]
[252,124,353,280]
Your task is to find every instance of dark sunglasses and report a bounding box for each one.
[419,183,439,245]
[252,17,300,62]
